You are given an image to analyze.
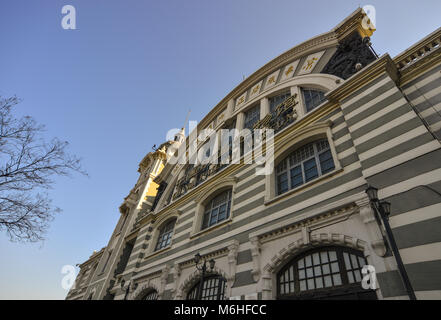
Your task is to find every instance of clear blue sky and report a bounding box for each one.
[0,0,439,299]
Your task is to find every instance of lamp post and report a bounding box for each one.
[365,185,417,300]
[194,253,215,300]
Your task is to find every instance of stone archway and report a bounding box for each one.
[131,282,160,300]
[260,232,369,300]
[176,266,230,300]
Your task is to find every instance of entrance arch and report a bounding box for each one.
[276,245,376,300]
[261,233,378,300]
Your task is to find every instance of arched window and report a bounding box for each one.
[276,139,335,195]
[277,247,376,300]
[302,88,326,112]
[202,189,232,229]
[141,290,158,300]
[269,91,291,114]
[187,275,226,300]
[155,219,176,251]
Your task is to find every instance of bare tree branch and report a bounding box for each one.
[0,96,87,242]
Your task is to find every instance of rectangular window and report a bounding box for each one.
[302,89,326,112]
[244,105,260,129]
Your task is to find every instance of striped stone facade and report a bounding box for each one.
[66,9,441,300]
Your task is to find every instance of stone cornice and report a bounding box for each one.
[393,26,441,86]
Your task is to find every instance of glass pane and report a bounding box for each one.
[299,269,305,280]
[290,166,303,188]
[305,255,312,267]
[307,279,315,290]
[300,280,306,291]
[358,256,366,268]
[322,264,330,275]
[331,262,339,273]
[320,252,328,263]
[306,267,313,278]
[312,253,320,265]
[343,252,351,270]
[314,266,322,276]
[316,277,324,289]
[304,158,318,181]
[329,251,337,261]
[290,281,295,293]
[280,284,284,294]
[355,270,362,282]
[348,271,355,283]
[324,276,332,288]
[319,150,335,174]
[277,173,289,194]
[289,266,294,281]
[333,274,342,286]
[351,254,359,269]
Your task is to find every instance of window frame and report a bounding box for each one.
[155,218,177,251]
[275,139,335,196]
[276,246,370,299]
[186,275,227,300]
[264,121,341,204]
[201,189,232,230]
[244,104,260,130]
[301,87,327,113]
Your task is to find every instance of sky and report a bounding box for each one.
[0,0,440,300]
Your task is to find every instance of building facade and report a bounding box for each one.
[66,9,441,300]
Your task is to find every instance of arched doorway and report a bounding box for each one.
[186,275,227,300]
[140,289,158,300]
[276,246,377,300]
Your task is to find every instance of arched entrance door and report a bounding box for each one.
[186,275,227,300]
[277,246,377,300]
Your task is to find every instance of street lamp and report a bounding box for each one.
[194,253,216,300]
[365,185,417,300]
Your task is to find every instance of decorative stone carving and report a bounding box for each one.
[356,198,388,257]
[253,94,299,134]
[322,32,377,80]
[249,236,262,282]
[227,240,240,287]
[159,265,170,299]
[170,262,181,297]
